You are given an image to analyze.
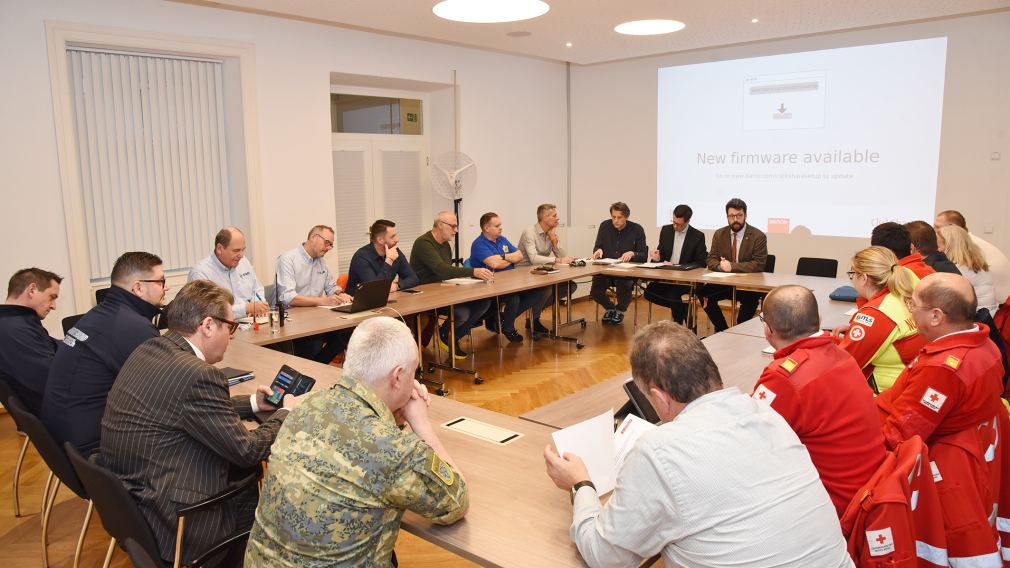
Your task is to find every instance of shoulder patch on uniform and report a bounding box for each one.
[752,384,776,405]
[919,388,948,413]
[854,313,875,327]
[943,355,961,370]
[780,357,799,373]
[430,453,455,486]
[866,527,895,556]
[848,325,866,341]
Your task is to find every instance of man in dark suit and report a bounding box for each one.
[0,268,62,414]
[644,204,707,324]
[701,198,769,331]
[100,280,299,565]
[43,252,166,455]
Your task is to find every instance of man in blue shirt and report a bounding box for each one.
[188,227,268,318]
[470,212,547,342]
[346,219,419,296]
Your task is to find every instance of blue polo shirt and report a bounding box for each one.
[469,235,517,271]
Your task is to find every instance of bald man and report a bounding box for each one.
[189,227,268,318]
[876,273,1006,564]
[752,285,885,517]
[410,212,493,359]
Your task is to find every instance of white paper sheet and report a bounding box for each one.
[613,414,657,474]
[443,277,484,285]
[552,409,618,494]
[703,272,737,279]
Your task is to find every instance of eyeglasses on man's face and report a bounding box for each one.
[211,315,239,335]
[138,278,167,287]
[312,233,334,248]
[439,220,459,230]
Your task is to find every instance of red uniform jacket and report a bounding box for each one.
[900,253,936,280]
[876,325,1005,565]
[753,333,887,517]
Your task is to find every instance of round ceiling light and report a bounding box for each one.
[433,0,550,24]
[614,19,686,36]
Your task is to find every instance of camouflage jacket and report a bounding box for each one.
[245,374,468,567]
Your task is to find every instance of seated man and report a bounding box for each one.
[935,209,1010,301]
[872,221,934,279]
[43,252,166,454]
[701,198,768,331]
[753,285,886,517]
[410,212,493,359]
[470,212,546,343]
[188,227,268,318]
[276,224,352,363]
[0,268,61,414]
[101,280,298,566]
[544,321,852,567]
[346,219,418,296]
[905,220,960,274]
[877,273,1005,564]
[644,204,707,325]
[518,203,576,335]
[245,317,468,566]
[590,202,647,325]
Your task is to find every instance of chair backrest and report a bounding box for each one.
[4,395,88,499]
[263,283,277,306]
[62,313,85,335]
[0,379,26,432]
[763,254,776,273]
[463,258,473,269]
[796,257,838,278]
[64,442,164,564]
[95,287,110,304]
[337,273,349,292]
[124,538,165,568]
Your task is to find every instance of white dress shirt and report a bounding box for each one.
[670,225,688,264]
[275,245,340,307]
[970,233,1010,302]
[570,387,853,568]
[188,254,265,317]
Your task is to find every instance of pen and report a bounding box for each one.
[253,291,264,330]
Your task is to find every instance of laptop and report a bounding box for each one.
[331,278,393,313]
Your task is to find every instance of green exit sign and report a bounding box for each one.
[406,113,417,122]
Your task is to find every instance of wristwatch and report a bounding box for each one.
[570,479,596,504]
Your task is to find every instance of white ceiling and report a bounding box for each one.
[177,0,1010,65]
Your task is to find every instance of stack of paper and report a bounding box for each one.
[551,409,657,495]
[591,258,621,265]
[444,277,484,285]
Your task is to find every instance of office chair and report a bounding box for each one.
[0,379,30,518]
[62,313,85,335]
[796,257,838,278]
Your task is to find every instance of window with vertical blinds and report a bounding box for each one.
[65,47,233,281]
[381,150,423,261]
[332,150,369,275]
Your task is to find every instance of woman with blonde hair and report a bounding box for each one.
[937,224,998,314]
[838,246,926,392]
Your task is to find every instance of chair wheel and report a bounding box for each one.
[474,376,484,385]
[580,321,587,328]
[436,388,448,396]
[577,343,585,349]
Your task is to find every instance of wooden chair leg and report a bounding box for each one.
[12,434,28,517]
[102,537,117,568]
[41,476,60,567]
[74,500,94,568]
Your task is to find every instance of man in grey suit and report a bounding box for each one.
[100,280,300,565]
[700,198,769,331]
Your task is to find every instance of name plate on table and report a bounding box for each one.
[442,417,523,445]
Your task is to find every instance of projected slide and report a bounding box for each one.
[657,37,947,237]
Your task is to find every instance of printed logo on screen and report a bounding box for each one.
[772,103,793,120]
[848,325,866,341]
[767,218,790,234]
[920,388,947,413]
[854,313,875,327]
[866,527,895,556]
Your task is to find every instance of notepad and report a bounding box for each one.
[236,315,269,324]
[444,277,484,285]
[703,272,737,279]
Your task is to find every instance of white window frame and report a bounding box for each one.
[46,21,265,310]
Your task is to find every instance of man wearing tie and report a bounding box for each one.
[701,198,768,332]
[644,204,707,325]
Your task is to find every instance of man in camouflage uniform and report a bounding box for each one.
[245,316,468,567]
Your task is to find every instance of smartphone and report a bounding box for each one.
[401,289,422,294]
[623,378,661,424]
[264,365,316,406]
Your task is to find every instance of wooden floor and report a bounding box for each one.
[0,296,703,567]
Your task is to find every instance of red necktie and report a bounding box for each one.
[731,232,737,264]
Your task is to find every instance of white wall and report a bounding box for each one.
[569,11,1010,277]
[0,0,568,334]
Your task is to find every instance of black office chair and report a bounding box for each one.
[94,287,110,304]
[62,313,85,335]
[66,442,258,568]
[124,538,162,568]
[4,395,95,568]
[796,257,838,278]
[763,254,776,273]
[0,379,30,518]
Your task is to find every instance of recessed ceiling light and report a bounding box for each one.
[614,19,686,36]
[433,0,550,24]
[565,42,572,47]
[751,18,759,23]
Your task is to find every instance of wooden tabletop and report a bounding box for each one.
[219,343,585,567]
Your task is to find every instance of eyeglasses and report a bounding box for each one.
[138,278,167,287]
[727,213,745,220]
[846,270,857,279]
[211,315,239,335]
[757,313,766,323]
[312,233,334,248]
[903,297,941,314]
[439,220,459,230]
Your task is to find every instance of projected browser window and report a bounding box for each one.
[657,37,948,238]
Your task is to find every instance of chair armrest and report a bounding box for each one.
[175,472,260,517]
[188,530,250,567]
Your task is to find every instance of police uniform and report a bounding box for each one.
[245,375,468,567]
[752,332,886,517]
[838,288,926,392]
[876,324,1005,566]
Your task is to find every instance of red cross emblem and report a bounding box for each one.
[929,393,939,402]
[758,391,767,399]
[875,534,887,544]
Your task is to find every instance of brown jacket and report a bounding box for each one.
[706,224,768,273]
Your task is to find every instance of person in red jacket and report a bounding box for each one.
[753,285,886,517]
[872,221,935,279]
[877,273,1005,566]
